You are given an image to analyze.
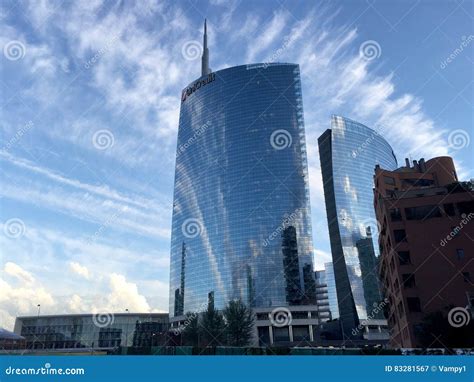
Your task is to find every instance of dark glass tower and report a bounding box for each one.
[318,116,397,337]
[169,23,315,318]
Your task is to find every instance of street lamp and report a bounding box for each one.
[37,304,41,317]
[125,309,130,347]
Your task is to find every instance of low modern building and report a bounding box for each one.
[253,306,323,346]
[0,328,26,351]
[374,156,474,348]
[13,313,169,352]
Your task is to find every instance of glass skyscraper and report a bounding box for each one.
[318,116,397,337]
[169,23,315,319]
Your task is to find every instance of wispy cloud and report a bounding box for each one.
[0,1,471,329]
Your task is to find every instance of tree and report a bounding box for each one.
[417,307,474,348]
[223,299,254,347]
[200,292,225,346]
[181,312,200,347]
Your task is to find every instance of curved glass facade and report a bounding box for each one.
[169,64,315,318]
[318,116,397,336]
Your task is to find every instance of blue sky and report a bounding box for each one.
[0,0,472,330]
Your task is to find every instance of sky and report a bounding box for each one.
[0,0,472,331]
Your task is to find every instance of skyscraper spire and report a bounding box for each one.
[201,19,210,76]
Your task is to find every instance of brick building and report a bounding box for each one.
[374,156,474,348]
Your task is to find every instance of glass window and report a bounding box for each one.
[258,327,270,346]
[291,311,308,319]
[407,297,421,312]
[292,326,310,341]
[402,273,416,288]
[405,205,442,220]
[444,203,455,216]
[463,272,471,283]
[402,178,434,188]
[394,229,407,243]
[384,176,395,185]
[390,208,402,221]
[273,327,290,342]
[398,251,411,265]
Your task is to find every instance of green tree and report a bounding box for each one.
[223,299,255,347]
[417,307,474,348]
[181,312,200,346]
[200,292,225,346]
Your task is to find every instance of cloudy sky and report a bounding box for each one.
[0,0,472,330]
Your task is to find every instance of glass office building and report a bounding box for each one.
[14,313,169,351]
[169,60,315,318]
[318,116,397,337]
[323,262,340,320]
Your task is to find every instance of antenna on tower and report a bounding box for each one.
[201,19,211,76]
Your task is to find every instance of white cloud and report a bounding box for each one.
[69,262,90,279]
[313,249,333,271]
[1,2,471,330]
[246,10,289,62]
[0,262,55,330]
[0,263,163,330]
[4,262,35,284]
[101,273,151,312]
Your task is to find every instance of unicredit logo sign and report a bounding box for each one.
[181,73,216,102]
